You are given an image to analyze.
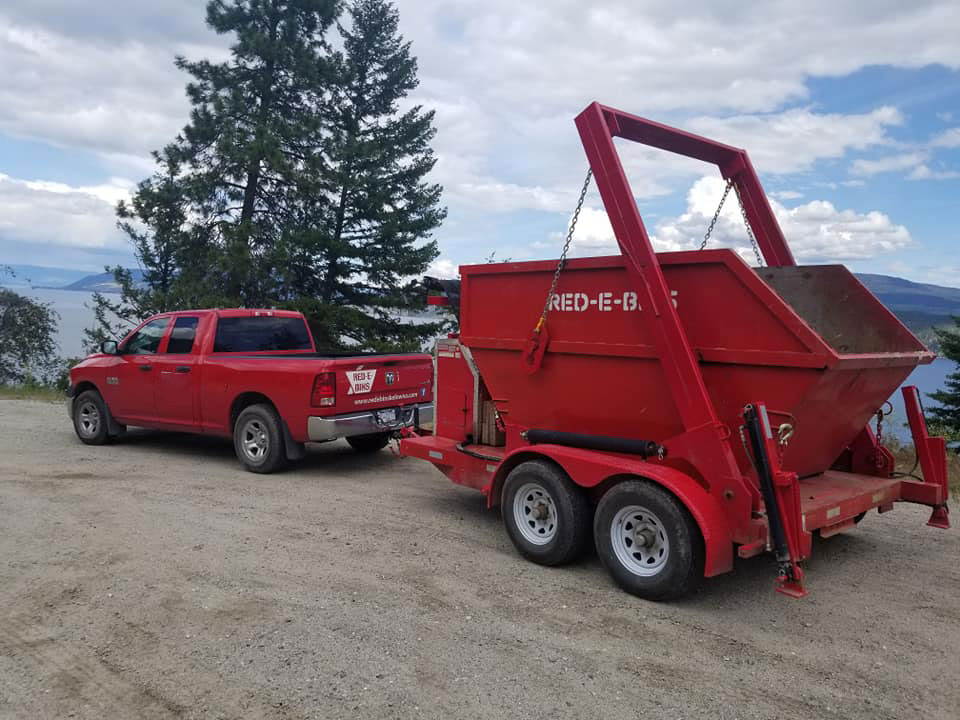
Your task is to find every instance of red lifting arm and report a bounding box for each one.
[574,101,796,433]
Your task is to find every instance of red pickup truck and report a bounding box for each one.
[67,308,433,473]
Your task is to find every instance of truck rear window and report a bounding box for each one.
[213,316,312,352]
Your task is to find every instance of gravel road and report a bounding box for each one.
[1,398,958,719]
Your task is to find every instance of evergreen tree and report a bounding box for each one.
[172,0,341,306]
[88,0,444,353]
[282,0,445,350]
[929,318,960,439]
[89,0,341,348]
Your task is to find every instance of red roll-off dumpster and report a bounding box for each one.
[400,102,951,600]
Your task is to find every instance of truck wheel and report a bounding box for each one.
[346,432,392,453]
[594,480,704,601]
[234,404,286,474]
[73,390,111,445]
[501,460,590,566]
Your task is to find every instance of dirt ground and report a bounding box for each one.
[1,399,958,720]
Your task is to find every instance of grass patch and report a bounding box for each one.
[0,385,65,403]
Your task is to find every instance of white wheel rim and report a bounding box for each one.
[77,401,100,438]
[611,505,670,577]
[513,482,558,545]
[240,419,269,462]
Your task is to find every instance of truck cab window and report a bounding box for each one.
[123,317,170,355]
[166,317,200,354]
[213,316,312,352]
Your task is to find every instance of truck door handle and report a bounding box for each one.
[139,364,152,372]
[175,366,191,373]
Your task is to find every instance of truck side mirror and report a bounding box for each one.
[100,340,118,355]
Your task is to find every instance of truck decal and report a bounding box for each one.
[354,391,418,406]
[346,368,377,394]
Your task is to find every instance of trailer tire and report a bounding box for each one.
[594,480,704,601]
[233,404,286,474]
[346,432,392,453]
[501,460,591,567]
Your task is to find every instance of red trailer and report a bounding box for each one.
[401,102,951,600]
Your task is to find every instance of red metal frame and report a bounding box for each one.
[574,102,792,434]
[572,103,799,541]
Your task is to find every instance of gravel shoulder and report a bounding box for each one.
[1,399,958,719]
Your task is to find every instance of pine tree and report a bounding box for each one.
[283,0,445,350]
[87,0,445,354]
[929,318,960,439]
[172,0,341,306]
[87,0,341,347]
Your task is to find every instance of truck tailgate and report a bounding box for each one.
[331,354,432,412]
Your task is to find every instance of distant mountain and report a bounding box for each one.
[28,269,145,294]
[855,273,960,347]
[55,270,144,293]
[1,264,92,289]
[856,273,960,316]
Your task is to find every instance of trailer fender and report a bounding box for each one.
[491,444,733,577]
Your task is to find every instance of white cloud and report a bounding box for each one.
[772,190,804,200]
[426,258,459,279]
[931,127,960,148]
[851,152,928,176]
[906,164,960,180]
[688,107,903,174]
[1,1,957,267]
[0,172,126,250]
[550,176,912,263]
[22,178,133,207]
[0,11,225,157]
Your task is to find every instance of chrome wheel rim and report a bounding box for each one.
[240,419,269,462]
[513,482,558,545]
[611,505,670,577]
[77,401,100,438]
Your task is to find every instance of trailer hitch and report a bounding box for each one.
[743,402,808,598]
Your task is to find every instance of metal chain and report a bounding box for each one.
[733,183,765,267]
[535,168,593,333]
[699,178,765,267]
[699,179,733,250]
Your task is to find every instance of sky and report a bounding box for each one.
[0,1,959,286]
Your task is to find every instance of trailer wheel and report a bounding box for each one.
[233,404,286,474]
[501,460,590,566]
[594,480,704,600]
[346,432,392,453]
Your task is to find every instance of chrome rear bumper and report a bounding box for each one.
[307,403,433,442]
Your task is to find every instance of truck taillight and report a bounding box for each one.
[311,372,336,407]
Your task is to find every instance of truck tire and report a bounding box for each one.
[594,480,704,601]
[72,390,111,445]
[501,460,591,566]
[346,432,392,453]
[234,404,286,474]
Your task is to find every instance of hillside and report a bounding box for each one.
[44,269,145,294]
[856,273,960,348]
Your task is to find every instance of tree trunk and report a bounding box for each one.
[229,10,280,302]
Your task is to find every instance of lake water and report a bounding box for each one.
[7,286,956,441]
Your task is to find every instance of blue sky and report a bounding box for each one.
[0,1,958,286]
